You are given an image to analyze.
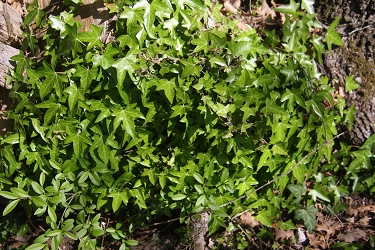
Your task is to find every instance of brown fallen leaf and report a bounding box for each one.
[254,0,276,21]
[357,205,375,214]
[223,0,240,14]
[338,228,367,243]
[275,227,294,241]
[315,222,341,237]
[358,216,371,226]
[307,231,325,248]
[239,212,259,227]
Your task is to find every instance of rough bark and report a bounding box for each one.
[0,1,23,88]
[315,0,375,145]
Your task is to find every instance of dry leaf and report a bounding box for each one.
[359,216,371,226]
[307,231,325,248]
[275,227,294,241]
[338,228,367,243]
[315,222,340,237]
[239,212,259,227]
[237,18,250,31]
[223,0,239,14]
[254,0,276,20]
[357,205,375,214]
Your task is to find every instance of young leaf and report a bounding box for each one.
[345,75,360,93]
[326,18,343,51]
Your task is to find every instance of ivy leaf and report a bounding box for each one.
[112,54,138,84]
[278,219,297,230]
[271,143,288,155]
[345,75,360,93]
[326,18,343,51]
[261,99,288,116]
[309,189,330,202]
[74,65,97,90]
[294,205,318,232]
[63,23,83,58]
[64,129,92,157]
[64,83,84,111]
[360,134,375,150]
[156,79,176,104]
[301,0,314,14]
[274,0,302,19]
[77,24,103,50]
[177,0,205,11]
[180,58,202,78]
[92,43,118,70]
[112,105,144,138]
[191,32,209,53]
[38,62,66,99]
[134,0,155,38]
[108,190,129,212]
[255,210,274,227]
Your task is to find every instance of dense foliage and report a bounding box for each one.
[1,0,375,249]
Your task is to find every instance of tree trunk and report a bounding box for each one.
[315,0,375,145]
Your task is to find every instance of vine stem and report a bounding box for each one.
[143,131,346,228]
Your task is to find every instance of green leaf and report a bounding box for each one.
[112,54,138,84]
[191,32,209,53]
[3,199,20,216]
[171,194,186,201]
[274,0,302,19]
[345,75,360,93]
[287,184,306,199]
[278,219,297,230]
[38,62,66,99]
[301,0,314,14]
[271,143,288,155]
[294,205,318,232]
[360,134,375,150]
[326,18,343,51]
[108,190,129,212]
[31,182,45,195]
[156,79,176,104]
[0,191,19,199]
[74,65,97,90]
[292,164,305,184]
[309,189,330,202]
[112,106,144,138]
[48,205,57,222]
[92,43,118,69]
[64,83,84,111]
[77,24,103,50]
[3,145,20,176]
[255,210,273,227]
[25,243,47,250]
[64,129,92,157]
[180,57,202,78]
[261,99,288,116]
[2,133,21,144]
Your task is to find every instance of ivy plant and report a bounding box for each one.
[0,0,372,249]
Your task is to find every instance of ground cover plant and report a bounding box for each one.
[1,0,375,249]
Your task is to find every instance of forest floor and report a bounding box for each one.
[1,0,375,249]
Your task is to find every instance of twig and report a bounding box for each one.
[348,25,371,35]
